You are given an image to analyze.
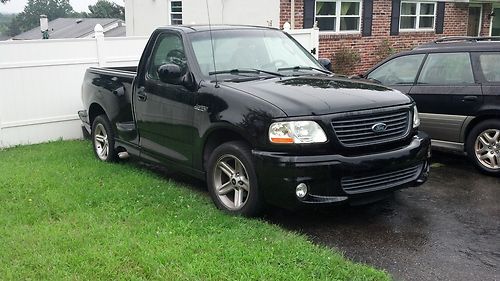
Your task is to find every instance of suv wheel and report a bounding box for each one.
[206,141,264,216]
[466,120,500,176]
[92,115,117,162]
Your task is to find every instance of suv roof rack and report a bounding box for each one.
[413,36,500,50]
[433,36,500,43]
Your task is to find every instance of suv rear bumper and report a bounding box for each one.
[253,132,431,209]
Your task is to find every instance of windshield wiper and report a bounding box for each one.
[209,68,284,77]
[277,65,331,74]
[252,68,284,77]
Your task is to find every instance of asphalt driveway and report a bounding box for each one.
[145,150,499,281]
[266,152,500,281]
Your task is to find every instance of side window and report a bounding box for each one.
[417,53,474,85]
[367,54,425,85]
[478,53,500,83]
[148,33,187,80]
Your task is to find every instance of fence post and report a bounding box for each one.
[94,24,105,67]
[283,21,291,32]
[311,24,320,59]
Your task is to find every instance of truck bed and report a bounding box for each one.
[82,66,138,143]
[104,66,138,73]
[87,66,137,80]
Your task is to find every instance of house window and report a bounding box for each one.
[170,1,183,25]
[400,1,436,31]
[467,4,482,36]
[315,0,361,33]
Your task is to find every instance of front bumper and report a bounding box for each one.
[253,132,431,209]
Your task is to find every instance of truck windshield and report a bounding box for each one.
[189,29,325,78]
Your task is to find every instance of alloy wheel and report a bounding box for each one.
[474,129,500,170]
[213,154,250,210]
[94,123,109,161]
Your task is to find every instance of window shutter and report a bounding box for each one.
[435,2,445,34]
[362,0,374,36]
[390,0,401,36]
[303,0,315,28]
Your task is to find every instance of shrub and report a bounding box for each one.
[375,39,396,63]
[332,46,361,75]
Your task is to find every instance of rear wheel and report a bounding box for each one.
[466,120,500,176]
[206,141,264,216]
[91,115,117,162]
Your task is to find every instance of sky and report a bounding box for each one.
[0,0,124,14]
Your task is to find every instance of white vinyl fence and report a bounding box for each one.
[0,25,319,148]
[0,26,148,148]
[283,22,320,59]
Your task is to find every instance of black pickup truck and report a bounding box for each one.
[79,25,431,216]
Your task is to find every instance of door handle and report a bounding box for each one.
[137,87,147,102]
[462,96,478,102]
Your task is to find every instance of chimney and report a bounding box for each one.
[40,15,49,39]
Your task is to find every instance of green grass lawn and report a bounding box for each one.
[0,141,389,280]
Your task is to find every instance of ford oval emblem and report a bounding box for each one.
[372,123,388,133]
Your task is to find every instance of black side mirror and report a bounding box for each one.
[318,58,332,71]
[158,63,183,84]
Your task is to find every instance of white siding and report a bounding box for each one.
[125,0,169,37]
[125,0,280,36]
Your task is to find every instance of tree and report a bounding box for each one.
[84,0,125,20]
[8,0,75,35]
[7,15,21,36]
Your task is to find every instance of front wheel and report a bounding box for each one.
[91,115,117,162]
[206,141,264,216]
[466,120,500,176]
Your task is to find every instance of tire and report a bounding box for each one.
[206,141,265,216]
[465,120,500,176]
[91,115,117,162]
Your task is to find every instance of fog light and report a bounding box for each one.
[296,183,308,198]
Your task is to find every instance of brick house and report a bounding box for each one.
[280,0,500,74]
[124,0,499,74]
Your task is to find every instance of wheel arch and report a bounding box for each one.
[201,127,253,172]
[88,102,107,127]
[462,113,500,146]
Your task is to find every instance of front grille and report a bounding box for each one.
[331,109,410,146]
[341,164,422,194]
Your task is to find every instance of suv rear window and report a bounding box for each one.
[479,53,500,82]
[417,53,474,85]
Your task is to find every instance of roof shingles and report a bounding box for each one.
[13,18,124,40]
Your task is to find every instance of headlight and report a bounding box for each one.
[413,105,420,128]
[269,121,327,144]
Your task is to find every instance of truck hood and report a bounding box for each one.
[224,76,412,116]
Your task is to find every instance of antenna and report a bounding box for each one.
[205,0,219,88]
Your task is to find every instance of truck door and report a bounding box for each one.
[134,32,196,168]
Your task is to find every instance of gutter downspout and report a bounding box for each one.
[290,0,295,29]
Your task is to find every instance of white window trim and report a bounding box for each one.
[315,0,363,34]
[399,1,437,32]
[469,4,483,37]
[169,0,183,26]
